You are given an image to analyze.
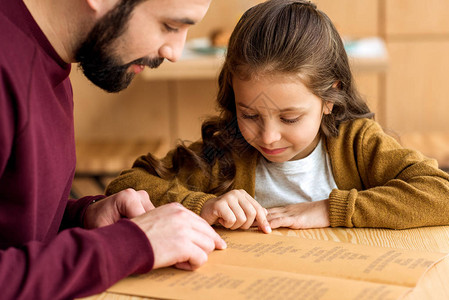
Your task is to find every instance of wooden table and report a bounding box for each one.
[80,225,449,300]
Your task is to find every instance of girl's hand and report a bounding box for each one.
[267,199,330,229]
[200,189,272,233]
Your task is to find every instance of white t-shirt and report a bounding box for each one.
[254,139,337,208]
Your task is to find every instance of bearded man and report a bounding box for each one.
[0,0,226,299]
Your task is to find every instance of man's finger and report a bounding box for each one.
[116,189,147,218]
[182,206,227,250]
[174,246,208,271]
[136,190,155,211]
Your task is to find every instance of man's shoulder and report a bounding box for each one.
[0,9,37,71]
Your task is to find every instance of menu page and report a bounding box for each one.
[108,229,447,300]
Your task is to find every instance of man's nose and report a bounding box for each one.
[158,30,188,62]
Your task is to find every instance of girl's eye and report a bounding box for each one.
[241,113,259,120]
[164,24,179,33]
[281,117,301,124]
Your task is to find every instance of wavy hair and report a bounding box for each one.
[148,0,374,194]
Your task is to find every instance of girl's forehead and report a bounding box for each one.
[232,73,321,111]
[234,74,313,97]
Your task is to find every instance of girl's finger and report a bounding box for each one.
[237,199,257,229]
[226,200,248,230]
[214,201,238,229]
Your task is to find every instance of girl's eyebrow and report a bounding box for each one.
[279,107,306,113]
[237,102,306,113]
[236,103,252,108]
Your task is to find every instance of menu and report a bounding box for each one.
[108,229,447,300]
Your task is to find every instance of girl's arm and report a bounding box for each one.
[328,119,449,229]
[105,144,271,233]
[105,145,216,215]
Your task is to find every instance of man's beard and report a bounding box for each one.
[75,0,164,93]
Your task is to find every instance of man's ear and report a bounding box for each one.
[323,101,334,115]
[85,0,118,16]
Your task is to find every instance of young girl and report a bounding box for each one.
[106,0,449,233]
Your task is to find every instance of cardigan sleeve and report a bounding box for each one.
[328,119,449,229]
[105,144,217,215]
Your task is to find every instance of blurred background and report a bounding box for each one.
[70,0,449,197]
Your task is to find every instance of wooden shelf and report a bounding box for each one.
[141,53,388,81]
[75,139,169,175]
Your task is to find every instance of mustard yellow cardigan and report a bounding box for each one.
[106,119,449,229]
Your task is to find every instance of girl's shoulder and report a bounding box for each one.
[325,118,392,155]
[327,118,383,145]
[337,118,381,135]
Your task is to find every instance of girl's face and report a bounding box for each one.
[233,74,332,162]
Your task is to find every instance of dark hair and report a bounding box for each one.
[148,0,374,194]
[75,0,151,92]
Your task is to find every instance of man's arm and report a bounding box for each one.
[84,189,227,270]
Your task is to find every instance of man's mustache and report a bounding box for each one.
[128,57,165,69]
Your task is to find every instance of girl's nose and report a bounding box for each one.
[260,121,281,145]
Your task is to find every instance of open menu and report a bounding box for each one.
[108,229,447,300]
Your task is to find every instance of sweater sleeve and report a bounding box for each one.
[105,144,217,215]
[61,195,106,229]
[328,119,449,229]
[0,219,154,300]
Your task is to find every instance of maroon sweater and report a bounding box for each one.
[0,1,153,299]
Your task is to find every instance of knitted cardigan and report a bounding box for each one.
[106,118,449,229]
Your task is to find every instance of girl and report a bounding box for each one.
[106,0,449,233]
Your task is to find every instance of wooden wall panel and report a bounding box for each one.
[386,0,449,36]
[315,0,379,37]
[353,73,380,118]
[71,67,171,142]
[174,80,218,143]
[191,0,380,39]
[187,0,262,39]
[385,41,449,134]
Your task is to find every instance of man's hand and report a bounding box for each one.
[267,199,330,229]
[131,202,227,270]
[84,188,154,229]
[200,189,271,234]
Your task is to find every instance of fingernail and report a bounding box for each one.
[265,225,272,233]
[221,240,227,249]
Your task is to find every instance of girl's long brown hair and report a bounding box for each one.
[147,0,373,195]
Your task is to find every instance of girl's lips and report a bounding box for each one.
[259,146,288,155]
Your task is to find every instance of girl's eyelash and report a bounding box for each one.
[281,117,301,124]
[242,113,300,124]
[241,114,259,120]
